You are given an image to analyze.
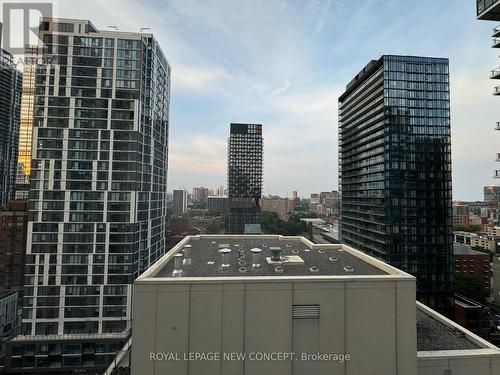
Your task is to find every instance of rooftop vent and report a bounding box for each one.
[310,266,319,273]
[220,248,231,270]
[183,245,192,266]
[239,260,246,266]
[344,266,354,273]
[275,266,283,273]
[218,244,230,249]
[293,304,320,319]
[329,256,337,262]
[266,255,304,265]
[270,247,282,261]
[251,248,262,269]
[172,253,184,277]
[318,249,325,254]
[238,266,247,273]
[292,249,299,254]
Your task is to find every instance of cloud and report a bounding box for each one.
[5,0,496,199]
[172,65,230,93]
[169,135,226,174]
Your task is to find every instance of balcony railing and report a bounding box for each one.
[496,153,500,161]
[491,68,500,79]
[494,170,500,178]
[493,37,500,48]
[494,86,500,95]
[495,121,500,130]
[494,25,500,37]
[478,0,500,19]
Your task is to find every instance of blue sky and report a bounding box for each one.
[5,0,499,200]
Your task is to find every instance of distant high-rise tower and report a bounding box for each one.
[172,189,188,215]
[15,46,37,200]
[338,55,453,314]
[227,123,263,234]
[0,47,22,206]
[8,18,170,373]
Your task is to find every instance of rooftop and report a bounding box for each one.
[453,242,489,255]
[143,235,410,279]
[417,308,479,351]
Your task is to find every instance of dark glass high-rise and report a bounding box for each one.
[227,123,263,234]
[338,55,453,314]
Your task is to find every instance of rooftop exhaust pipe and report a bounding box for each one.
[220,248,231,270]
[172,253,184,277]
[250,248,262,269]
[183,244,192,266]
[270,247,282,262]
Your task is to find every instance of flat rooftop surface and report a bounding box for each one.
[453,242,489,256]
[417,309,479,351]
[154,237,388,278]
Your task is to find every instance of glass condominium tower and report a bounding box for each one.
[9,18,170,373]
[227,123,263,234]
[16,46,37,200]
[338,55,453,314]
[0,47,22,207]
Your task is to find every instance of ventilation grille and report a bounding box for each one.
[293,304,320,319]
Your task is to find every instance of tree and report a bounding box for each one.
[453,224,481,233]
[205,223,221,234]
[260,211,279,234]
[471,246,491,255]
[454,273,489,304]
[260,211,307,236]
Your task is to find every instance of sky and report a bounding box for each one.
[2,0,498,200]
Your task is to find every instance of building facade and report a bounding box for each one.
[453,243,490,290]
[207,195,227,215]
[227,123,263,234]
[494,254,500,307]
[0,290,20,360]
[261,197,294,219]
[172,189,187,216]
[0,200,28,291]
[0,48,22,207]
[454,231,497,252]
[8,18,170,373]
[485,185,500,203]
[339,55,453,313]
[192,187,209,204]
[477,1,500,178]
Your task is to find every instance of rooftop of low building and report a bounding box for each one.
[140,235,413,279]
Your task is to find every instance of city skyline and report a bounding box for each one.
[5,0,498,200]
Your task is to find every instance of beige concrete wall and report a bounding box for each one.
[417,353,500,375]
[131,277,416,375]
